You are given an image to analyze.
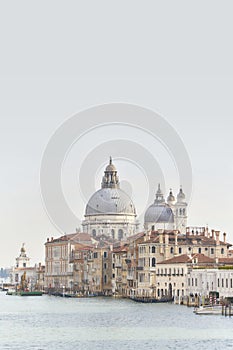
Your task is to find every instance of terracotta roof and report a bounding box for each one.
[113,245,129,253]
[219,258,233,265]
[158,253,215,265]
[127,232,145,241]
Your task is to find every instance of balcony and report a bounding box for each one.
[115,263,122,268]
[127,275,134,280]
[136,266,144,271]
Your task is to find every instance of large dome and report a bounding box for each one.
[85,187,136,216]
[144,203,174,224]
[85,157,136,217]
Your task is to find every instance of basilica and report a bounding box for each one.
[44,157,232,301]
[82,157,188,238]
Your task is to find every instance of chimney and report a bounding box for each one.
[211,230,215,239]
[215,231,220,246]
[223,232,226,244]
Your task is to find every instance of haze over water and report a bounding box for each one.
[1,293,233,350]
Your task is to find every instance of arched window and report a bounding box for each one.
[104,275,107,284]
[152,246,156,253]
[111,229,115,239]
[118,229,123,240]
[170,247,174,254]
[179,208,182,215]
[221,248,224,254]
[92,229,96,237]
[157,289,160,297]
[183,208,185,215]
[152,257,156,267]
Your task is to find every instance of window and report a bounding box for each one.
[94,252,98,259]
[211,248,214,254]
[195,278,197,287]
[103,251,107,258]
[152,246,156,253]
[139,273,145,282]
[23,262,26,268]
[221,248,224,254]
[231,279,233,288]
[170,247,174,254]
[152,258,156,267]
[104,275,107,284]
[222,279,224,288]
[111,229,115,239]
[198,248,201,254]
[104,263,107,269]
[226,279,228,288]
[179,247,182,254]
[118,229,123,241]
[112,274,115,278]
[92,229,96,237]
[152,225,155,231]
[218,278,220,287]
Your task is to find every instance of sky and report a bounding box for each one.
[0,1,233,267]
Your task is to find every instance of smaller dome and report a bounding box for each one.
[167,189,175,203]
[105,156,116,172]
[177,187,185,202]
[144,204,174,224]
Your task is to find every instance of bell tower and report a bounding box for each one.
[174,187,187,234]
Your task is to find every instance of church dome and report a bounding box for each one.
[144,204,174,224]
[144,184,174,224]
[85,157,136,217]
[85,187,136,216]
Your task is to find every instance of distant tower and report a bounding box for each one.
[174,187,187,234]
[15,243,30,268]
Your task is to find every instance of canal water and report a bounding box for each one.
[1,292,233,350]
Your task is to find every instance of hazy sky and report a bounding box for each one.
[1,1,233,267]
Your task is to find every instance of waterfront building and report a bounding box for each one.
[187,258,233,300]
[10,244,43,291]
[82,157,139,240]
[135,228,231,297]
[157,253,215,302]
[71,242,113,295]
[112,245,128,297]
[44,232,92,292]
